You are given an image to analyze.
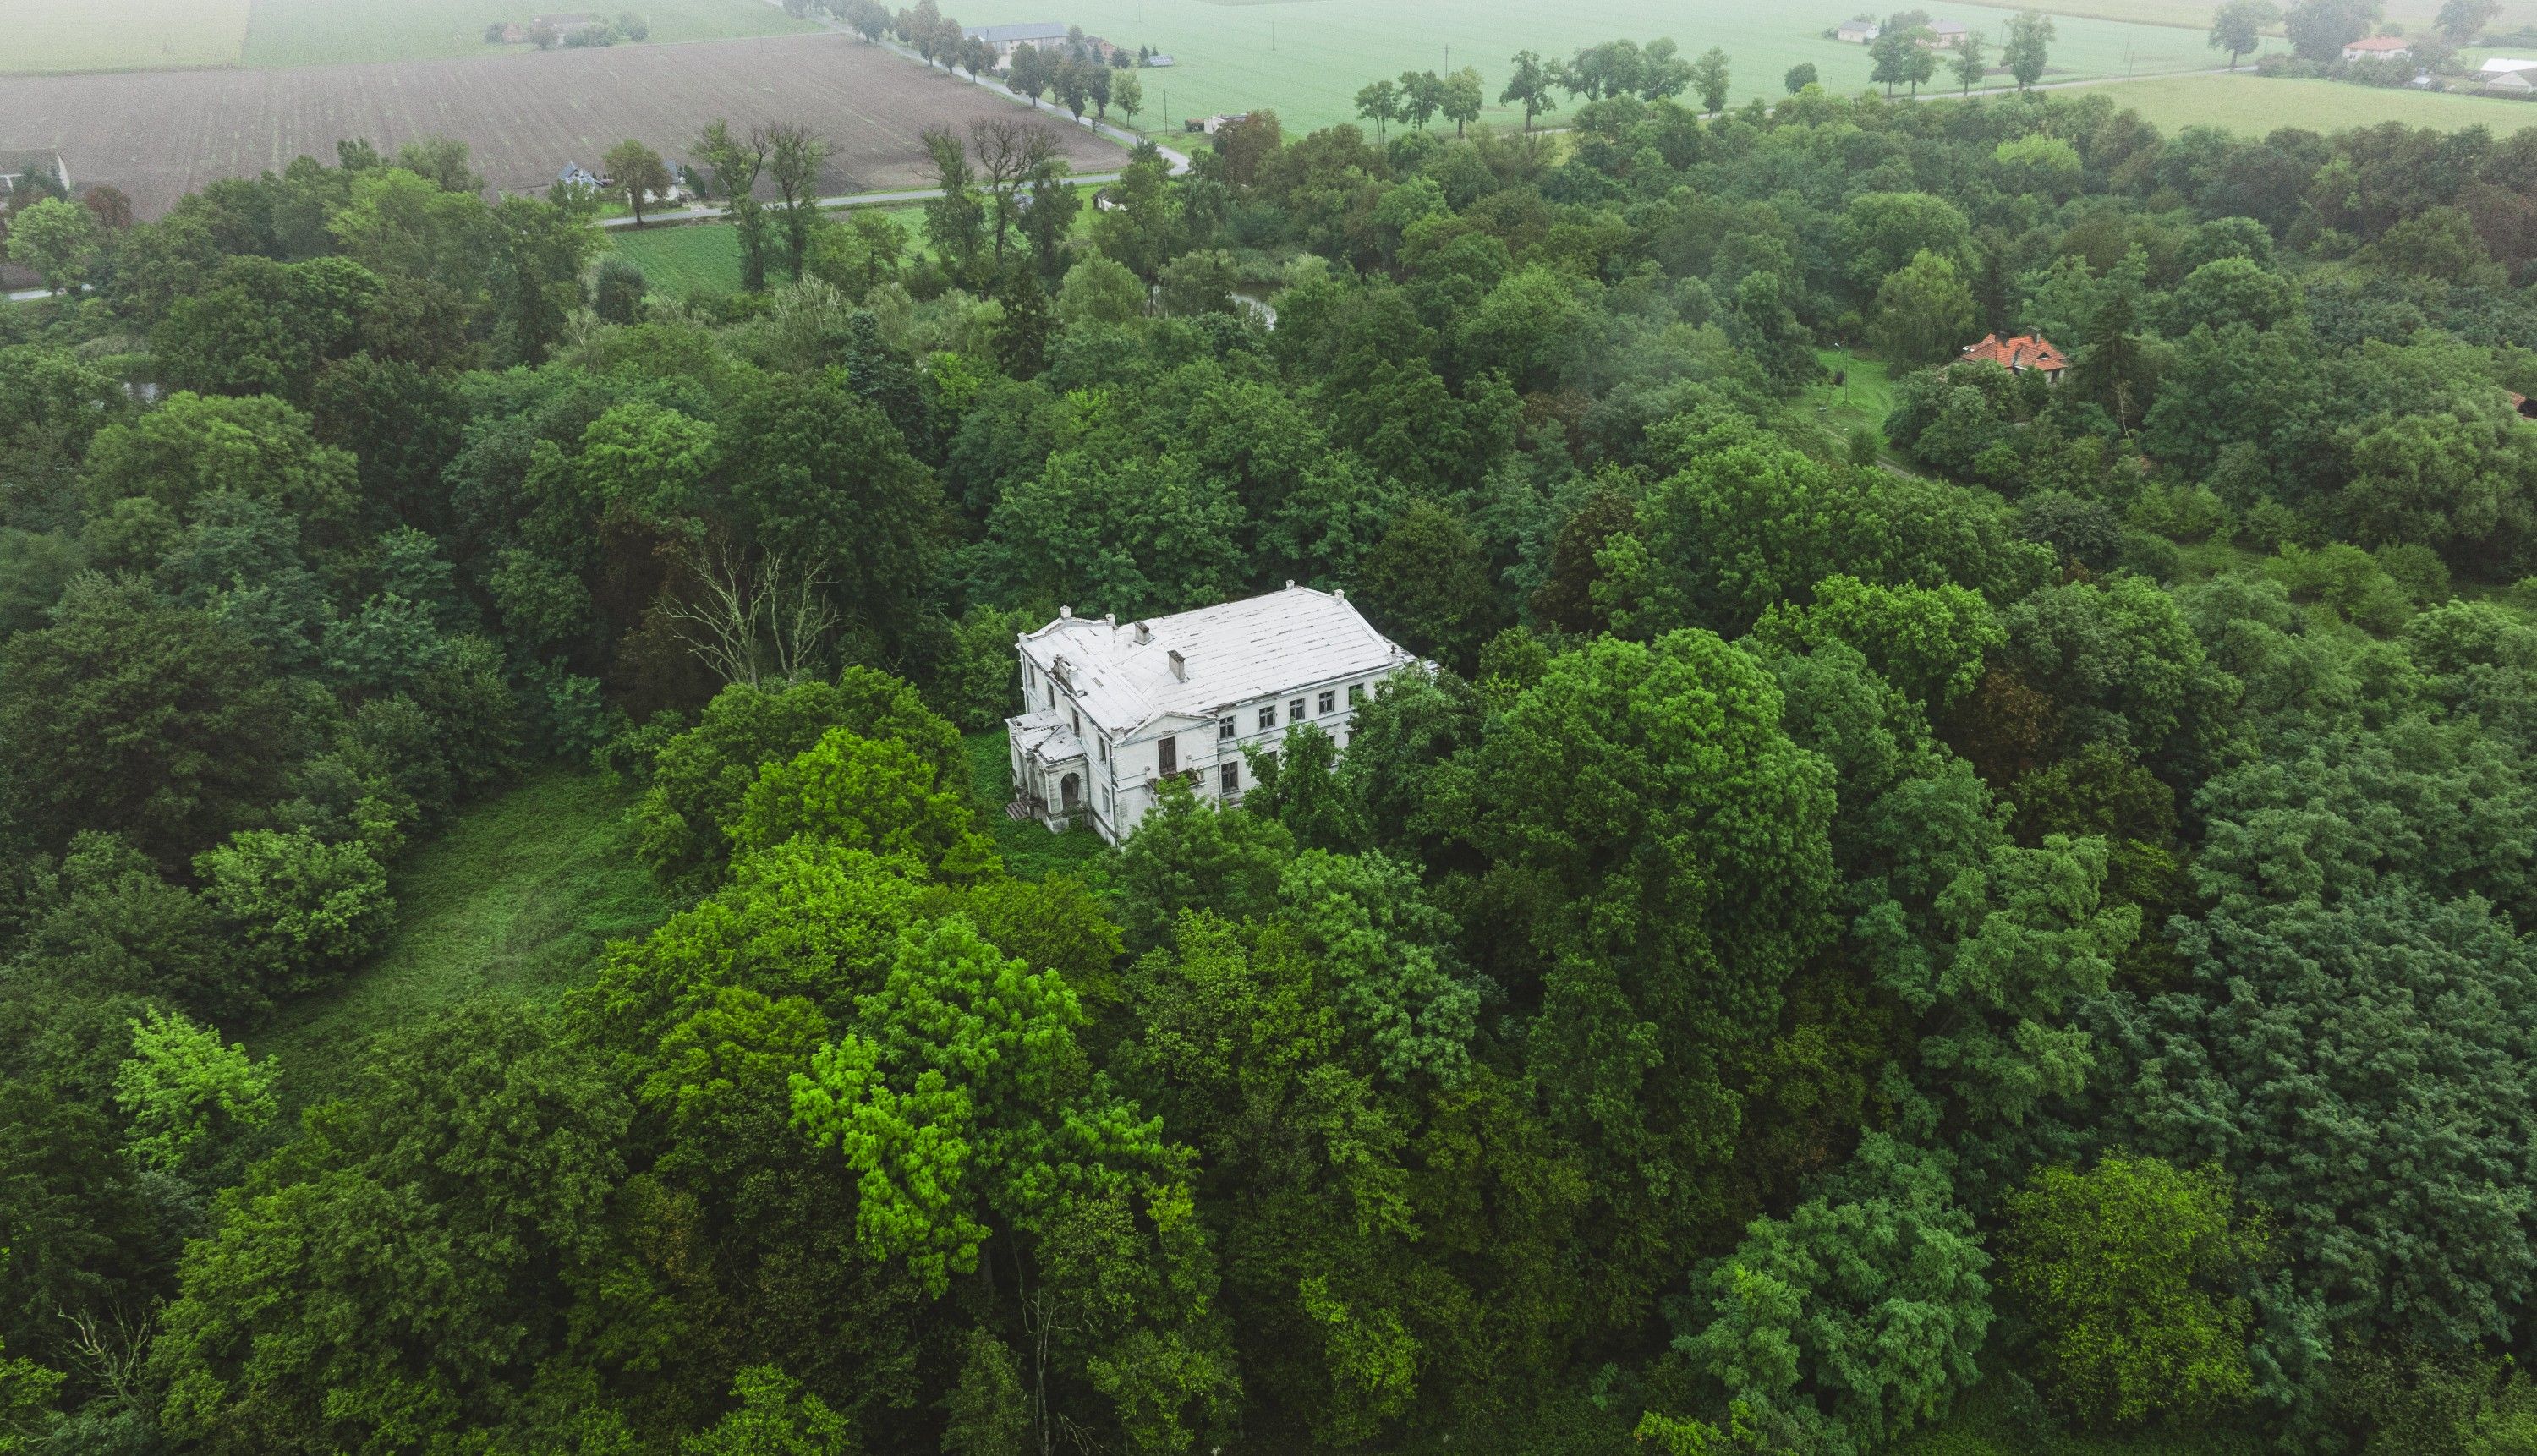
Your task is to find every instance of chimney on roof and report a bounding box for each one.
[1333,588,1346,601]
[1104,612,1116,627]
[1060,605,1071,618]
[1167,649,1186,681]
[1134,621,1151,644]
[1286,578,1296,588]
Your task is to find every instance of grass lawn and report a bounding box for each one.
[956,0,2275,137]
[611,221,751,296]
[8,0,249,71]
[1800,346,1899,446]
[236,0,814,68]
[2087,71,2537,134]
[967,729,1112,884]
[250,771,669,1110]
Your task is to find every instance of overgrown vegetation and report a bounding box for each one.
[7,27,2537,1456]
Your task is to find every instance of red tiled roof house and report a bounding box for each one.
[1961,332,2070,382]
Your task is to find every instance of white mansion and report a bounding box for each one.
[1005,585,1417,843]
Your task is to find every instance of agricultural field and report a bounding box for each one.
[8,0,251,72]
[2092,71,2537,133]
[2006,0,2537,33]
[0,33,1122,218]
[238,0,816,67]
[956,0,2282,138]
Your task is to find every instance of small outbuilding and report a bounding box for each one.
[1835,19,1881,42]
[557,162,603,189]
[2342,35,2411,60]
[1922,19,1970,47]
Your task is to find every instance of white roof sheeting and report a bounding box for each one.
[2482,57,2537,73]
[1021,586,1415,738]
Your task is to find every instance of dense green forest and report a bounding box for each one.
[8,52,2537,1456]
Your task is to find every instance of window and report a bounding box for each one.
[1158,736,1177,775]
[1318,690,1334,714]
[1047,683,1055,709]
[1218,717,1236,740]
[1347,684,1366,706]
[1104,785,1114,818]
[1219,763,1239,795]
[1289,698,1306,723]
[1071,709,1080,739]
[1258,705,1278,731]
[1097,736,1107,764]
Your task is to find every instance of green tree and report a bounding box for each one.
[80,390,358,546]
[1871,249,1978,366]
[1112,778,1296,951]
[1785,60,1820,91]
[603,137,674,225]
[487,193,595,364]
[1440,66,1485,134]
[1351,501,1505,676]
[112,1005,278,1176]
[0,577,302,866]
[4,197,98,293]
[1952,29,1988,90]
[155,1003,632,1455]
[2002,1158,2265,1425]
[683,1366,857,1454]
[2209,0,2279,68]
[194,827,394,998]
[697,118,776,290]
[2283,0,2380,62]
[1672,1136,1991,1451]
[1691,46,1732,112]
[942,1330,1029,1456]
[1355,79,1401,136]
[2003,8,2055,87]
[1500,49,1560,129]
[729,725,998,878]
[2438,0,2500,41]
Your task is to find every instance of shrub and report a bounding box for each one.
[195,828,393,998]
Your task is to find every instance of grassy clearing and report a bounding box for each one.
[7,0,249,72]
[251,771,668,1110]
[236,0,814,68]
[956,0,2274,137]
[967,729,1113,884]
[611,222,750,296]
[2089,71,2537,134]
[1800,347,1899,449]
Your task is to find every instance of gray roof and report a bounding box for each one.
[1019,586,1416,737]
[964,22,1068,42]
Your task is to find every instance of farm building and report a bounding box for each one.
[2487,70,2536,94]
[533,11,605,31]
[2481,57,2537,74]
[2342,36,2410,60]
[0,150,68,200]
[1921,19,1971,48]
[1185,112,1250,134]
[1963,331,2069,381]
[962,21,1069,63]
[1005,586,1417,843]
[558,162,603,189]
[1835,19,1881,41]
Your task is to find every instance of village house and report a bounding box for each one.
[1835,18,1882,42]
[962,21,1069,65]
[1921,19,1970,48]
[557,162,604,189]
[1005,585,1419,844]
[2343,35,2411,61]
[1963,331,2070,382]
[0,150,68,202]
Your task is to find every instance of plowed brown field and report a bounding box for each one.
[0,34,1123,218]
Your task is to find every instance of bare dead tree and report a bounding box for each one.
[969,117,1033,270]
[658,538,839,687]
[59,1300,155,1412]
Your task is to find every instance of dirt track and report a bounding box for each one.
[0,33,1125,217]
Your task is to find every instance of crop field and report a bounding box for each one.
[956,0,2283,137]
[2007,0,2537,32]
[238,0,817,68]
[9,0,252,72]
[2092,72,2537,134]
[0,33,1123,218]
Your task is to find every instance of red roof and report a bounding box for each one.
[1962,332,2069,373]
[2344,36,2410,51]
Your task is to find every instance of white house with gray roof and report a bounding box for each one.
[1005,584,1418,843]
